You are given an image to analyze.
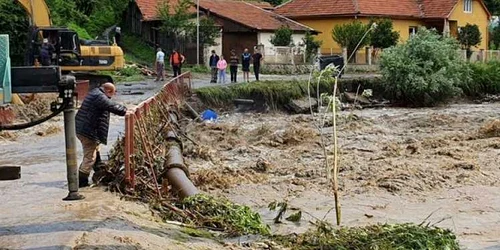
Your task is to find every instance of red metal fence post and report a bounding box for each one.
[124,113,131,185]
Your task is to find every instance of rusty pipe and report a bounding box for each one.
[161,111,198,199]
[164,143,198,199]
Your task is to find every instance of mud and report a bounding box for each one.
[2,75,500,249]
[184,104,500,249]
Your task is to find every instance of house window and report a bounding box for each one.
[464,0,472,13]
[409,26,418,37]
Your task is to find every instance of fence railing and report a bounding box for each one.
[123,72,192,189]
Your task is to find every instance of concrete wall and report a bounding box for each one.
[257,32,306,48]
[204,34,223,67]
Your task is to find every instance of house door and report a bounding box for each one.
[222,32,258,60]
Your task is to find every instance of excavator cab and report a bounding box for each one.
[26,27,82,67]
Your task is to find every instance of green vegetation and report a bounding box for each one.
[45,0,130,38]
[332,21,371,61]
[0,0,29,66]
[458,23,482,60]
[484,0,500,15]
[462,61,500,97]
[157,194,270,237]
[158,0,219,51]
[370,18,400,49]
[270,26,293,46]
[122,34,155,66]
[380,28,467,107]
[100,66,146,83]
[194,78,384,108]
[303,31,322,62]
[275,222,460,250]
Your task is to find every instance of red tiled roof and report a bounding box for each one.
[275,0,490,19]
[135,0,196,21]
[419,0,458,18]
[275,0,357,18]
[199,0,312,31]
[357,0,422,18]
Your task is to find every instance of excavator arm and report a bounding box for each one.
[15,0,52,27]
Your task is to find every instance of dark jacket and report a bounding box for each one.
[76,87,127,145]
[209,54,220,67]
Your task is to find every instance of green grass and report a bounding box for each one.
[122,34,155,66]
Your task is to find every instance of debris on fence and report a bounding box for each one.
[100,73,269,237]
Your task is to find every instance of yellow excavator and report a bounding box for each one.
[16,0,125,86]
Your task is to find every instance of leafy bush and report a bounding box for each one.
[68,23,92,40]
[380,28,467,106]
[302,31,322,62]
[462,61,500,96]
[270,26,293,46]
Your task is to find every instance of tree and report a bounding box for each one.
[484,0,500,15]
[158,0,195,49]
[458,23,482,60]
[380,28,468,107]
[369,18,399,49]
[270,26,293,46]
[302,31,322,62]
[188,17,220,46]
[492,25,500,49]
[331,21,370,62]
[0,0,29,66]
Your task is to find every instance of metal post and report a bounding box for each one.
[196,0,200,65]
[63,97,84,201]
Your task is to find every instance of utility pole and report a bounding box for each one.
[196,0,200,65]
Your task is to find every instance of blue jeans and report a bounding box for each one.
[218,69,226,83]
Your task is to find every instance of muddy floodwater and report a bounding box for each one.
[185,103,500,250]
[1,77,500,249]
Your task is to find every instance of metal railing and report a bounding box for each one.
[123,72,192,189]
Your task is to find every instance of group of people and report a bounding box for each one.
[154,47,264,84]
[155,47,186,81]
[209,48,263,84]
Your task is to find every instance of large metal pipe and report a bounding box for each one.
[62,97,84,201]
[162,111,198,199]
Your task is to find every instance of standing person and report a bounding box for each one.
[155,48,165,82]
[229,49,239,83]
[170,49,185,77]
[209,50,219,83]
[241,48,251,82]
[217,55,227,84]
[114,26,121,46]
[75,83,127,187]
[40,38,54,66]
[252,49,263,81]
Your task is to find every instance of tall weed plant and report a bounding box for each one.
[462,61,500,97]
[380,28,468,107]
